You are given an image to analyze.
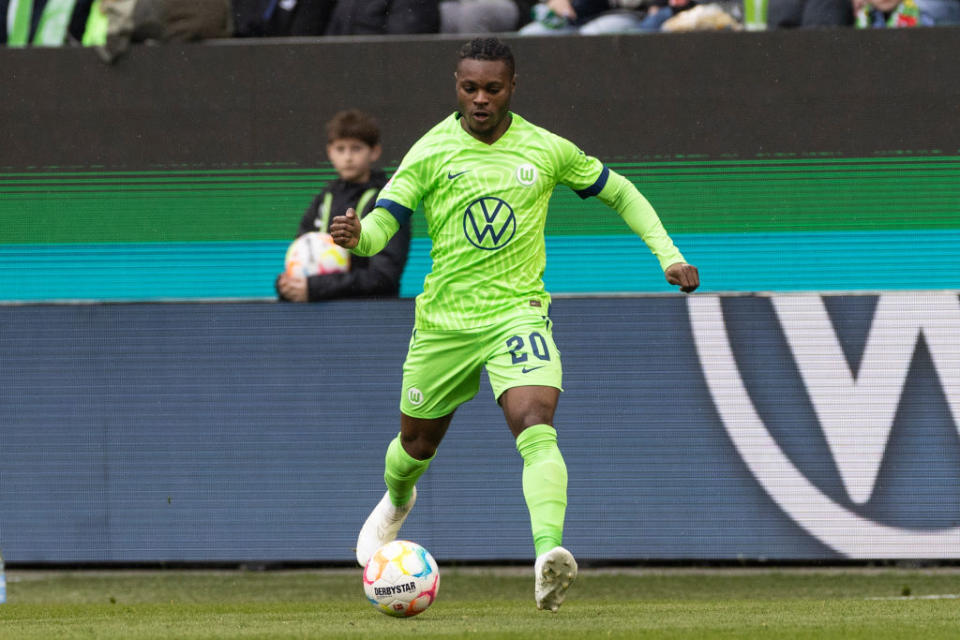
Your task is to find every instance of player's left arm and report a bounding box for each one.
[596,170,699,293]
[556,136,699,293]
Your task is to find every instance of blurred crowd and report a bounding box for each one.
[3,0,958,56]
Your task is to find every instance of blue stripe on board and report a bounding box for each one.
[0,230,957,302]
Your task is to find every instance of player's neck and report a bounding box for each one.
[461,113,512,145]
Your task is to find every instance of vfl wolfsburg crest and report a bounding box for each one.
[516,163,538,186]
[463,196,517,250]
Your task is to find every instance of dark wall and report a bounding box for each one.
[2,29,959,169]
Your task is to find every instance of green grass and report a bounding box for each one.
[1,568,959,639]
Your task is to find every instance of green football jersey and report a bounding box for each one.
[377,112,608,331]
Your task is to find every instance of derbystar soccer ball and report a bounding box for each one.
[363,540,440,618]
[284,231,349,277]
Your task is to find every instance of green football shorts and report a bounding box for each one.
[400,312,563,419]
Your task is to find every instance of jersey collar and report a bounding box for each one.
[453,111,518,147]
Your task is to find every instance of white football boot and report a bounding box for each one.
[355,487,417,567]
[534,545,578,612]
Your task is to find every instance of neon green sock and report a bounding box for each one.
[516,424,568,557]
[384,434,432,507]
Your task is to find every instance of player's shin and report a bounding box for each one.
[384,433,433,507]
[516,424,568,556]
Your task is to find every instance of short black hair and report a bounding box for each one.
[457,37,515,77]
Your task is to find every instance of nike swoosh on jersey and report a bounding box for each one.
[521,365,545,374]
[447,170,470,180]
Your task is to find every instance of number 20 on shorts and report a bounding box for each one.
[506,332,551,364]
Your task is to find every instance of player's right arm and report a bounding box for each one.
[332,136,432,256]
[330,207,400,255]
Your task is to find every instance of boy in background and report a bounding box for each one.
[276,109,411,301]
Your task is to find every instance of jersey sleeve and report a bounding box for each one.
[599,169,686,271]
[374,143,432,227]
[554,136,609,199]
[353,208,400,257]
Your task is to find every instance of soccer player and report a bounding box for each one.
[331,37,699,613]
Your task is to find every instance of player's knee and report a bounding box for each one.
[507,404,555,435]
[502,385,557,418]
[517,415,554,434]
[400,433,439,461]
[504,397,555,433]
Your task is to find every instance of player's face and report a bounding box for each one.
[455,58,516,144]
[326,138,381,183]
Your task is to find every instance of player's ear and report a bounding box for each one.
[370,144,382,163]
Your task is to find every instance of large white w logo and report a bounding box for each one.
[773,294,960,504]
[689,293,960,557]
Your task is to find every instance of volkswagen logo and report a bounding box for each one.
[688,293,960,558]
[463,196,516,250]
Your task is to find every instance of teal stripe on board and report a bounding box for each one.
[0,231,957,302]
[543,230,960,294]
[0,242,287,301]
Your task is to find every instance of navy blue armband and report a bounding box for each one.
[375,198,414,225]
[574,165,610,200]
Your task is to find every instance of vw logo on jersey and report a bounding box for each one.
[516,163,538,186]
[688,293,960,558]
[463,196,517,250]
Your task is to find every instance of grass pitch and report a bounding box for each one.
[1,566,959,639]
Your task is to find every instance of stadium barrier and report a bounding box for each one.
[0,294,957,563]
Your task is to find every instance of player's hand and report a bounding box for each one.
[277,272,309,302]
[330,208,361,249]
[665,262,700,293]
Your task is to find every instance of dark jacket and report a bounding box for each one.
[325,0,439,34]
[283,169,411,301]
[232,0,336,37]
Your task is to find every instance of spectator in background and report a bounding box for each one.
[634,0,703,30]
[658,0,740,29]
[67,0,105,44]
[767,0,853,27]
[519,0,655,34]
[439,0,536,33]
[767,0,958,27]
[69,0,232,62]
[325,0,439,34]
[854,0,960,24]
[232,0,335,37]
[5,0,89,45]
[276,110,411,302]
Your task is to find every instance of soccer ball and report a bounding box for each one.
[363,540,440,618]
[284,231,350,277]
